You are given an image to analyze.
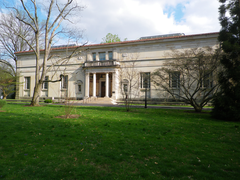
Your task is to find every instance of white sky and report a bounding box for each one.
[64,0,221,44]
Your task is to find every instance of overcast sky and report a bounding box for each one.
[65,0,221,44]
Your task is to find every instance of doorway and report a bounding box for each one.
[101,81,105,97]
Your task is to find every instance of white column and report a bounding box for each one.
[105,72,109,97]
[93,73,96,97]
[115,70,119,99]
[106,51,109,60]
[85,72,89,98]
[96,52,99,61]
[112,72,116,99]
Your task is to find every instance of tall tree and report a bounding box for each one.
[4,0,84,106]
[151,47,222,112]
[212,0,240,121]
[101,33,127,43]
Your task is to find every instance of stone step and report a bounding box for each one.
[69,97,117,105]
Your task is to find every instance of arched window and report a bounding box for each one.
[76,80,83,93]
[122,79,129,93]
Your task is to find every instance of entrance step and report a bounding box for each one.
[78,97,117,105]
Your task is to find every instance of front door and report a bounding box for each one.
[101,81,105,97]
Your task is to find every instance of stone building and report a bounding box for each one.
[15,32,219,101]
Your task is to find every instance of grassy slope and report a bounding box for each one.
[0,104,239,179]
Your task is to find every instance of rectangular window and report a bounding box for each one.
[170,72,180,88]
[62,75,68,89]
[42,76,48,89]
[140,72,150,88]
[92,53,96,61]
[201,71,213,88]
[25,77,30,90]
[99,52,106,61]
[108,51,113,60]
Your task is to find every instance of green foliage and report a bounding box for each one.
[0,100,6,109]
[44,99,53,103]
[0,65,16,99]
[0,104,240,179]
[101,33,126,43]
[212,0,240,121]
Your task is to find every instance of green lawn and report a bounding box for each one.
[0,104,239,179]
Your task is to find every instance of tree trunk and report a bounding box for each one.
[2,91,7,99]
[193,105,202,113]
[31,83,42,106]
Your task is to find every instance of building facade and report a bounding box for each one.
[15,32,219,100]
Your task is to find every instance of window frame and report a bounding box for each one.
[108,51,113,60]
[201,71,213,88]
[42,76,49,90]
[78,84,82,93]
[140,72,150,89]
[61,75,68,89]
[92,52,96,61]
[99,52,106,61]
[122,79,129,94]
[169,72,180,89]
[24,77,30,90]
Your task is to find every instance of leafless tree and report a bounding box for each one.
[3,0,85,106]
[118,54,140,111]
[0,11,38,76]
[151,47,222,112]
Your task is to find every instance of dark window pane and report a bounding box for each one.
[99,52,106,61]
[108,51,113,60]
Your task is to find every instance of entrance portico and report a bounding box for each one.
[85,71,118,99]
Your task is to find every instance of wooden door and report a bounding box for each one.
[101,81,105,97]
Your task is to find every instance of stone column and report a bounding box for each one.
[96,52,99,61]
[85,72,89,98]
[93,73,96,97]
[105,72,109,97]
[115,70,119,100]
[112,72,115,99]
[106,51,109,60]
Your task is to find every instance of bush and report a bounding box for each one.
[44,99,53,103]
[0,100,6,109]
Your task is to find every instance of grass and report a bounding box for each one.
[0,104,239,179]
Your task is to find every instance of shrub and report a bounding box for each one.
[44,99,53,103]
[0,100,6,109]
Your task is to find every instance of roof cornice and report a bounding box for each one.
[15,32,219,55]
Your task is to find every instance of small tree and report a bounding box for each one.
[212,0,240,121]
[101,33,127,43]
[119,59,139,111]
[0,63,16,99]
[151,47,222,112]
